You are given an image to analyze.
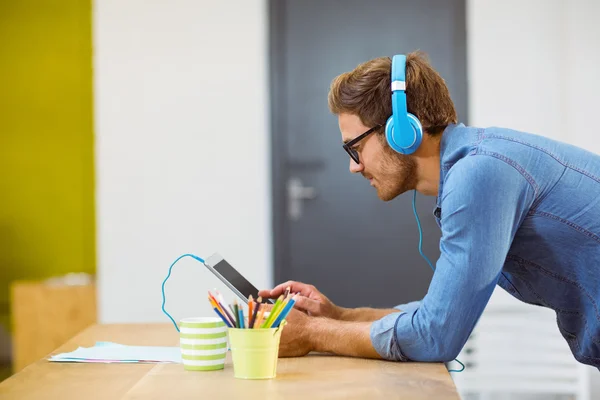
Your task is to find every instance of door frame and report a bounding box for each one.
[269,0,289,285]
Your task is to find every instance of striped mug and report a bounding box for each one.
[179,317,228,371]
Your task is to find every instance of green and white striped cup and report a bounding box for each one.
[179,317,228,371]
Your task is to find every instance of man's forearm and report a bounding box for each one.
[308,317,382,359]
[337,306,399,322]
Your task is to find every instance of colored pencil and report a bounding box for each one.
[269,295,291,325]
[254,303,267,328]
[250,297,261,328]
[210,294,235,327]
[248,295,254,326]
[208,291,227,317]
[208,292,235,327]
[214,289,228,309]
[207,296,222,316]
[238,306,245,329]
[208,292,298,329]
[233,299,240,328]
[265,296,288,327]
[214,289,237,326]
[212,306,233,327]
[261,295,284,328]
[220,302,236,327]
[270,294,297,328]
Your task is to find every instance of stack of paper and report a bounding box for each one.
[49,342,182,364]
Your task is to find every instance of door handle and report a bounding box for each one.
[287,177,317,221]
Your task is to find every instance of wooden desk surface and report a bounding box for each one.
[0,324,460,399]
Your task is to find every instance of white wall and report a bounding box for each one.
[564,0,600,155]
[465,0,600,397]
[468,0,600,149]
[94,0,271,324]
[467,0,566,141]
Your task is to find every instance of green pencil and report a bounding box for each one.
[233,299,240,328]
[261,295,284,328]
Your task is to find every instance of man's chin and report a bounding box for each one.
[376,190,398,202]
[376,187,406,201]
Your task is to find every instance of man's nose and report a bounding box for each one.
[349,158,364,173]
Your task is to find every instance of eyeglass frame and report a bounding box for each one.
[342,124,383,164]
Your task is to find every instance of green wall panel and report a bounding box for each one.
[0,0,95,324]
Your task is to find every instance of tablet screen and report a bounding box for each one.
[212,258,273,303]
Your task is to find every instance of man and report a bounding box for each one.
[259,51,600,368]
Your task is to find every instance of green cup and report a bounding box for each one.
[179,317,228,371]
[228,321,286,379]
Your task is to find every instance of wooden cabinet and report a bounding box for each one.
[10,280,96,372]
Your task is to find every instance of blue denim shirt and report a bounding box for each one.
[370,123,600,368]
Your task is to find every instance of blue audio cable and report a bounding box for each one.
[161,253,205,332]
[412,190,465,373]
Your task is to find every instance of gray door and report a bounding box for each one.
[270,0,467,308]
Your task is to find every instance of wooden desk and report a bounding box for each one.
[0,324,460,399]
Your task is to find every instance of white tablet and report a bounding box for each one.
[204,253,275,305]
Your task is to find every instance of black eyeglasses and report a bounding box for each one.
[342,124,383,164]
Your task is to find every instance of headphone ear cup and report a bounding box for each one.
[404,113,423,154]
[385,115,403,153]
[385,113,423,155]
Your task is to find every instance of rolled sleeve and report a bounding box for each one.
[370,312,409,361]
[370,155,534,362]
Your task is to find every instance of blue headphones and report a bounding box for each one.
[385,54,423,155]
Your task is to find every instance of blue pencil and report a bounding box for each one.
[271,295,297,328]
[238,307,245,329]
[213,307,232,327]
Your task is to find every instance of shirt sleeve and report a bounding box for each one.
[370,155,535,362]
[394,300,422,313]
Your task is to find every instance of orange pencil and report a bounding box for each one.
[208,295,219,310]
[254,303,267,328]
[248,295,254,326]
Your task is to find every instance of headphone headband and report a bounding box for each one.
[391,54,407,92]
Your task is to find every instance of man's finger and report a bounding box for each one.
[257,289,273,298]
[271,280,301,296]
[258,281,295,298]
[293,296,321,316]
[270,281,313,297]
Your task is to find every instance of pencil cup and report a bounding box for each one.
[228,321,286,379]
[179,317,228,371]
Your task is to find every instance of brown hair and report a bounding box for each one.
[327,51,457,135]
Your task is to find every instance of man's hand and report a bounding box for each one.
[258,281,342,319]
[276,306,314,357]
[259,280,400,322]
[271,304,382,359]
